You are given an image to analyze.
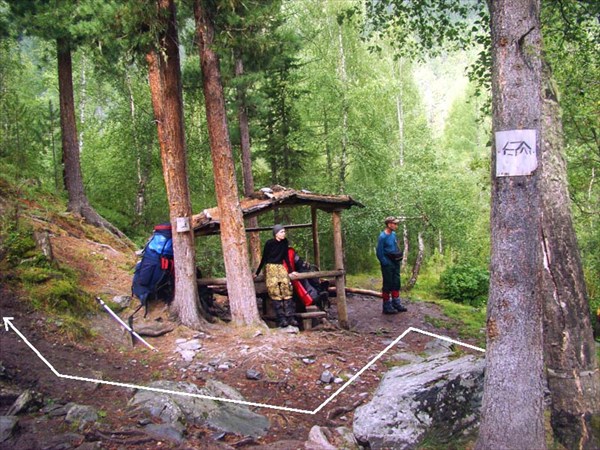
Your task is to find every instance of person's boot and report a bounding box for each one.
[391,297,407,313]
[284,298,299,327]
[316,291,329,310]
[273,300,288,327]
[382,300,399,315]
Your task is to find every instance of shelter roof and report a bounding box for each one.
[192,185,364,236]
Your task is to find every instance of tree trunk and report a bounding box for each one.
[337,24,348,194]
[194,0,262,327]
[540,61,600,450]
[401,223,409,271]
[56,38,133,246]
[146,0,208,330]
[57,37,87,214]
[126,72,148,226]
[234,55,261,270]
[476,1,546,449]
[404,231,423,291]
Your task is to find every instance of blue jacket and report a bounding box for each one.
[376,230,400,267]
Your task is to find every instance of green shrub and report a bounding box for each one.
[439,264,489,307]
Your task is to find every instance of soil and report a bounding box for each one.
[0,218,481,449]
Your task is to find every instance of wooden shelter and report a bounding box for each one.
[192,186,364,329]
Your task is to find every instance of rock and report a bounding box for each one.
[0,416,18,443]
[6,389,43,415]
[65,404,99,430]
[305,426,337,450]
[423,338,455,358]
[353,354,485,450]
[280,325,299,334]
[112,295,132,309]
[143,422,185,444]
[175,339,203,362]
[305,426,360,450]
[246,369,261,380]
[320,370,334,383]
[128,380,269,438]
[391,352,425,365]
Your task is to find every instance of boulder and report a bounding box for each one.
[0,416,18,443]
[353,354,484,449]
[6,389,43,415]
[65,404,99,430]
[128,380,269,438]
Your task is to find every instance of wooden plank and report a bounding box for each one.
[197,270,343,285]
[296,311,326,319]
[245,223,312,233]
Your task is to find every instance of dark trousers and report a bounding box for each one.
[381,262,400,295]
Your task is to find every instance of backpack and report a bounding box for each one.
[131,223,175,316]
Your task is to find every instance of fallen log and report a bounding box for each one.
[328,286,382,298]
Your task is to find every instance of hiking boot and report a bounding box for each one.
[382,300,399,315]
[392,297,407,313]
[284,298,299,327]
[317,291,330,310]
[273,300,288,327]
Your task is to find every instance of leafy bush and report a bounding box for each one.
[439,264,489,307]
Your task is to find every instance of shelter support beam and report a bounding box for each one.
[332,210,348,329]
[311,206,320,268]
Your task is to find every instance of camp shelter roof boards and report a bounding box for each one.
[191,186,364,329]
[191,186,363,235]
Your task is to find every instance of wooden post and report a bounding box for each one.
[311,206,320,268]
[332,210,348,329]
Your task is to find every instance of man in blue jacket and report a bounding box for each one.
[376,217,408,314]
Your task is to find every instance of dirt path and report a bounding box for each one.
[0,230,481,449]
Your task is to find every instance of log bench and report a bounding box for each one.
[296,306,327,330]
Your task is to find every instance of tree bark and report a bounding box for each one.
[404,231,423,291]
[194,0,263,327]
[337,24,348,194]
[146,0,208,330]
[401,223,408,272]
[57,37,87,214]
[540,61,600,450]
[476,1,546,449]
[234,55,261,270]
[56,38,131,245]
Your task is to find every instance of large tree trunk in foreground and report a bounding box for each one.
[234,55,261,270]
[540,62,600,450]
[194,0,262,327]
[476,1,546,449]
[57,38,132,246]
[146,0,208,330]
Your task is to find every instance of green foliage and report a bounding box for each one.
[439,263,489,307]
[425,299,487,346]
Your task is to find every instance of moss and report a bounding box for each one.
[28,277,95,316]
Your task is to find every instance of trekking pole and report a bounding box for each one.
[95,297,158,352]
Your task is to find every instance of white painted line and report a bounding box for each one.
[3,318,485,415]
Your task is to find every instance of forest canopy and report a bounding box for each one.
[0,0,597,313]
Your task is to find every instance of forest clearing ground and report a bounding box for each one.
[0,228,485,449]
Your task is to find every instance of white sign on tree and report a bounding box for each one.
[495,129,537,177]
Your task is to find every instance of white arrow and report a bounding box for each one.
[2,317,484,415]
